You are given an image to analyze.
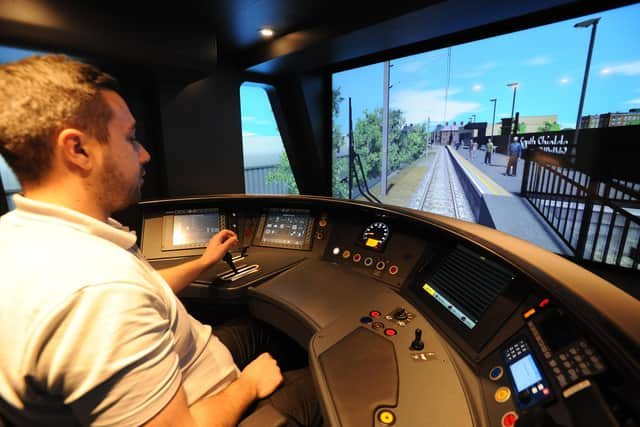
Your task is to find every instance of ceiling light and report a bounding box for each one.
[259,27,275,38]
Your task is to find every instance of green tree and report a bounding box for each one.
[332,87,348,198]
[518,122,527,133]
[266,150,299,194]
[537,121,561,132]
[353,108,427,181]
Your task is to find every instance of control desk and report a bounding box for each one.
[139,195,640,427]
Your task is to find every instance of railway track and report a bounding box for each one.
[417,146,475,222]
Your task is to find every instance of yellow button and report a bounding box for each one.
[495,386,511,403]
[378,410,395,425]
[342,250,351,258]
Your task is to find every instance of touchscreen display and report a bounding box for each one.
[509,354,543,392]
[172,212,220,246]
[260,209,311,247]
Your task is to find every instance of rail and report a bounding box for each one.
[521,144,640,270]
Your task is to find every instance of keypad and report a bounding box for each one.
[505,339,529,362]
[546,340,605,387]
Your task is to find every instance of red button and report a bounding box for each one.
[370,310,381,318]
[389,265,399,275]
[384,328,397,336]
[502,412,518,427]
[353,253,362,262]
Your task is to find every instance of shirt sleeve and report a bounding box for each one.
[29,282,182,427]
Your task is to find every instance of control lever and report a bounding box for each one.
[222,251,238,274]
[411,328,424,351]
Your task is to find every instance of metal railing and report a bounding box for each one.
[522,145,640,270]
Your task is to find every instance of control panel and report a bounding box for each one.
[310,287,475,427]
[502,337,552,409]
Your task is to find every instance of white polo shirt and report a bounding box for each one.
[0,195,238,426]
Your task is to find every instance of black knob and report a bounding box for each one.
[394,307,408,320]
[411,328,424,351]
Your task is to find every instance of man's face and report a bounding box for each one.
[96,90,151,213]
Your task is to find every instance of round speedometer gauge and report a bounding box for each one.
[361,222,390,251]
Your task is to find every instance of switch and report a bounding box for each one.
[411,328,424,351]
[394,307,408,321]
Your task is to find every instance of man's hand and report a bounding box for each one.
[199,229,239,269]
[157,229,238,294]
[240,353,283,399]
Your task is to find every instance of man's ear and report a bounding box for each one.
[57,128,95,173]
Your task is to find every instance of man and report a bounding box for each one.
[484,139,494,164]
[0,55,320,426]
[505,136,522,176]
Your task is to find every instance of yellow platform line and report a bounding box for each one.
[448,148,511,196]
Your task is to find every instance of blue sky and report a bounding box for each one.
[333,3,640,132]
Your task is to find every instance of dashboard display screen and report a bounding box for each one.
[172,212,220,246]
[259,208,313,249]
[509,354,543,392]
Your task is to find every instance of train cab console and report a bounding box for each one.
[139,195,640,427]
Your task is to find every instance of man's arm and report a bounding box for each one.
[157,230,238,294]
[145,353,283,427]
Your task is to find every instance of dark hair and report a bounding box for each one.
[0,54,119,184]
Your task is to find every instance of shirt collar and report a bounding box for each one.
[12,194,137,250]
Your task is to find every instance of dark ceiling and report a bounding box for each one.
[0,0,637,75]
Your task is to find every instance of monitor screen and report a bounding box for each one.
[509,354,543,392]
[172,212,220,246]
[258,208,313,249]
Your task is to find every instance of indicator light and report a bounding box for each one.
[523,308,536,319]
[539,298,550,307]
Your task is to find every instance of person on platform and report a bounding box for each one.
[0,54,321,427]
[505,136,522,176]
[484,139,494,165]
[470,139,478,160]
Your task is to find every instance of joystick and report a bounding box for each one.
[411,328,424,351]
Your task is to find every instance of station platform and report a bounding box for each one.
[447,146,572,255]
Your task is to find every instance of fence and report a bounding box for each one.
[521,143,640,270]
[244,165,290,195]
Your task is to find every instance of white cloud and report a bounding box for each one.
[241,116,256,122]
[398,60,426,73]
[241,135,284,168]
[560,77,570,84]
[256,119,273,126]
[600,60,640,76]
[625,98,640,105]
[390,88,481,123]
[242,131,256,137]
[524,55,552,66]
[472,84,482,92]
[454,62,497,79]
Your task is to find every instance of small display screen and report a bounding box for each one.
[172,212,220,246]
[509,354,543,392]
[260,209,311,247]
